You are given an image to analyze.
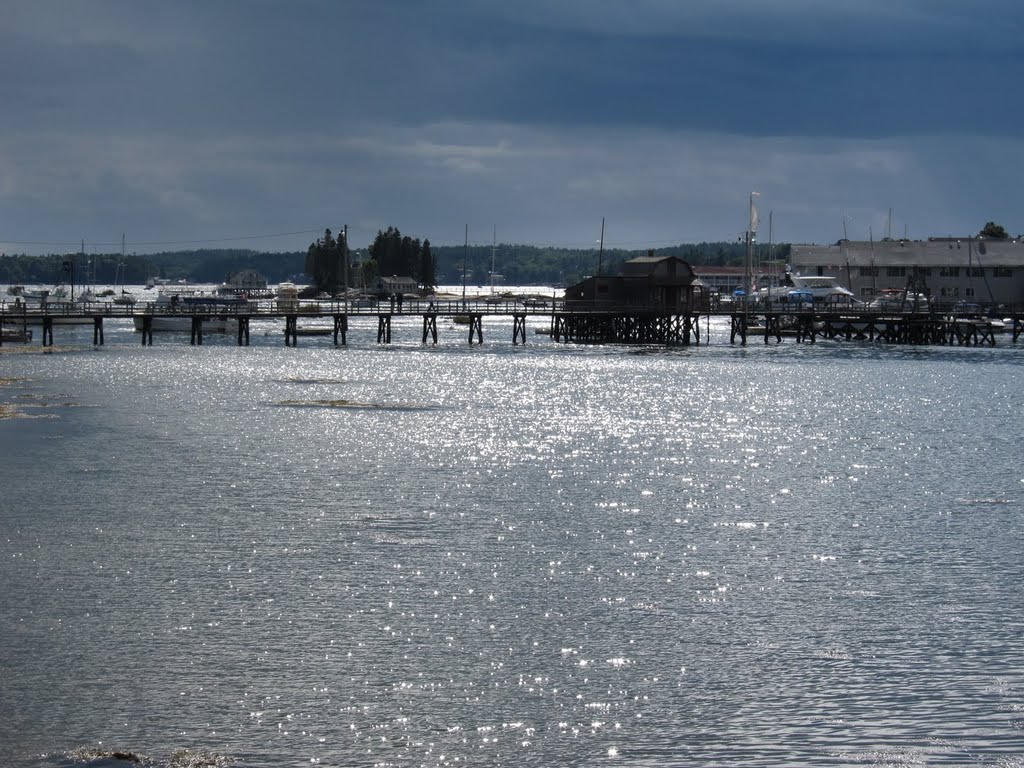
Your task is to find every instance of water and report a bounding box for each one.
[1,317,1023,767]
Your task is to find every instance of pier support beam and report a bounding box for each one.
[190,316,204,346]
[41,317,54,347]
[284,315,298,346]
[683,313,701,346]
[92,317,104,346]
[422,313,438,344]
[377,314,392,344]
[512,313,527,345]
[333,314,347,346]
[730,313,748,345]
[236,317,250,346]
[140,316,153,346]
[467,314,483,345]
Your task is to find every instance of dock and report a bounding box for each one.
[0,297,1020,348]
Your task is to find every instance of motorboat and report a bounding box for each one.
[10,294,95,325]
[132,289,252,333]
[1,324,32,342]
[755,273,855,308]
[865,288,931,313]
[276,282,300,311]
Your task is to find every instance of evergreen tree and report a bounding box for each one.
[980,221,1009,239]
[305,228,345,294]
[419,239,436,288]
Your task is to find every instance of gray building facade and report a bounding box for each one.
[790,238,1024,307]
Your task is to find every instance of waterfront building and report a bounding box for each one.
[790,237,1024,307]
[564,253,706,311]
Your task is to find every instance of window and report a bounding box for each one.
[887,266,906,278]
[912,266,932,277]
[994,267,1012,278]
[859,266,879,277]
[939,266,960,277]
[968,267,984,277]
[965,287,975,298]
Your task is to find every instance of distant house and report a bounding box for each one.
[373,275,420,297]
[227,269,268,291]
[563,253,707,311]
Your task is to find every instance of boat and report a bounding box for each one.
[865,288,931,313]
[132,289,251,333]
[12,293,96,325]
[1,324,32,342]
[276,282,300,311]
[755,272,856,308]
[112,240,136,305]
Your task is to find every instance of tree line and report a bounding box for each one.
[0,239,790,290]
[1,221,1011,289]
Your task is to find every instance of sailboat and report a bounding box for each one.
[113,234,136,305]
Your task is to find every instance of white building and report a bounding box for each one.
[790,237,1024,307]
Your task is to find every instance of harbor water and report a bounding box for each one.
[1,315,1023,767]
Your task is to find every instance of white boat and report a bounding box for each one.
[865,288,931,313]
[132,289,251,333]
[276,281,299,311]
[755,272,855,308]
[9,287,95,324]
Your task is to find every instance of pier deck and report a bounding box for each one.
[1,297,1021,348]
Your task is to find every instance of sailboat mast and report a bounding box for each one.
[745,192,759,304]
[490,225,496,294]
[461,224,468,304]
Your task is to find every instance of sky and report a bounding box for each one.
[2,0,1023,256]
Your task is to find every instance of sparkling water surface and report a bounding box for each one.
[1,318,1022,767]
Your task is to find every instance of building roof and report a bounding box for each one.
[792,238,1024,268]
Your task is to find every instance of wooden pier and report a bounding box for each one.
[727,308,1021,347]
[1,297,1021,349]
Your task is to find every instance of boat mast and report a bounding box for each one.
[461,224,468,304]
[490,225,496,294]
[842,216,852,296]
[869,226,876,296]
[342,224,349,310]
[745,192,759,305]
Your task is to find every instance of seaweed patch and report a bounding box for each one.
[272,398,439,412]
[273,377,347,385]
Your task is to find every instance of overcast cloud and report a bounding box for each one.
[2,0,1022,254]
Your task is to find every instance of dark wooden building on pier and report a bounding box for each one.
[564,254,707,311]
[556,254,708,344]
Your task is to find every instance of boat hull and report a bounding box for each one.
[132,316,238,333]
